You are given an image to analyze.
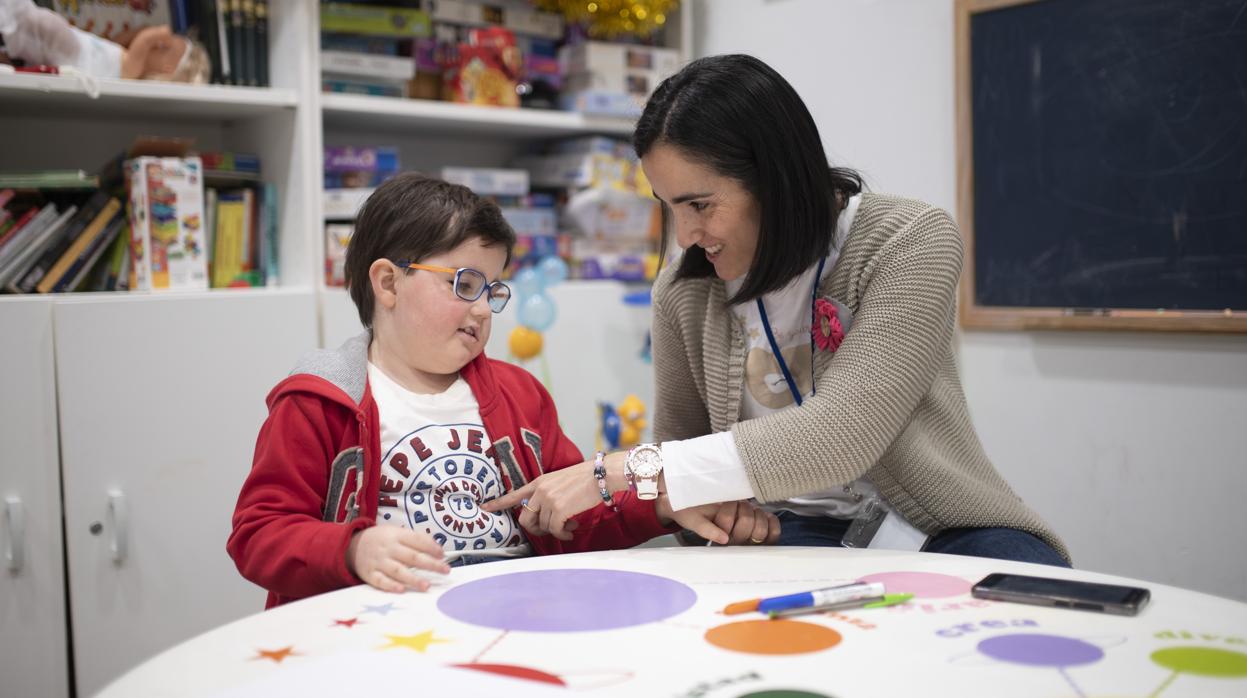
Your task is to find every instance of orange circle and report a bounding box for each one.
[704,620,842,655]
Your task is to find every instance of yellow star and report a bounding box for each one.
[380,630,451,653]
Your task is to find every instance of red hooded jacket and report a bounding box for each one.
[227,332,674,608]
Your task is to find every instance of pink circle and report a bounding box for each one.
[857,571,971,598]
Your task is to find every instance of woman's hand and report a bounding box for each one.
[659,498,781,546]
[481,457,611,541]
[346,526,451,593]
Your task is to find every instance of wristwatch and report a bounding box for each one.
[625,443,663,500]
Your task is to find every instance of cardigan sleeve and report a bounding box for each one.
[732,206,964,503]
[651,283,713,443]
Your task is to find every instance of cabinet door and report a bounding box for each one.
[53,290,317,696]
[0,298,69,698]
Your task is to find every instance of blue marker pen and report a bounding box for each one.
[756,581,886,614]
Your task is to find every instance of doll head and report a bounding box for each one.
[120,25,209,82]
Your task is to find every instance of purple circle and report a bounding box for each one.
[977,633,1105,667]
[437,569,697,632]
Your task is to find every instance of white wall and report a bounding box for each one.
[693,0,1247,601]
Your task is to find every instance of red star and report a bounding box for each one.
[333,618,360,628]
[253,646,297,663]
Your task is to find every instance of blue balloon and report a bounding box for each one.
[517,292,557,331]
[513,266,543,296]
[538,255,568,287]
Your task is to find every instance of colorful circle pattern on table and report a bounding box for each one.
[977,633,1105,667]
[1150,647,1247,677]
[437,569,696,632]
[857,571,971,598]
[705,620,842,655]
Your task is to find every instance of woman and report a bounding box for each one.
[486,54,1068,566]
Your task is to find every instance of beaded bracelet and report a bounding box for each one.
[593,451,617,511]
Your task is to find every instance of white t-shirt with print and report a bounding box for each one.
[662,195,929,550]
[368,363,527,555]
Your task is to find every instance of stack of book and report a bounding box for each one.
[200,152,279,288]
[320,3,431,98]
[512,136,660,280]
[0,145,280,294]
[318,0,565,103]
[558,41,680,117]
[0,176,131,294]
[440,166,566,277]
[322,145,401,286]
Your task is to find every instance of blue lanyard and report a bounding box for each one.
[755,256,827,407]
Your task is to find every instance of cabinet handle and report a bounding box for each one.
[4,496,23,573]
[107,489,127,565]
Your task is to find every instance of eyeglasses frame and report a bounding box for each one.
[393,261,512,313]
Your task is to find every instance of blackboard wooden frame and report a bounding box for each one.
[954,0,1247,333]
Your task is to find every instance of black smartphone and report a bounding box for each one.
[972,573,1150,616]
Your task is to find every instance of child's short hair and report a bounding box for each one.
[345,172,516,328]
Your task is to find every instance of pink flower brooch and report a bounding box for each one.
[813,298,845,353]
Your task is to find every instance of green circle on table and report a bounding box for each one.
[1150,647,1247,677]
[737,691,833,698]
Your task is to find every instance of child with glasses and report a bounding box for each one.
[228,173,749,608]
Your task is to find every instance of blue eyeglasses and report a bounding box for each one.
[394,261,512,313]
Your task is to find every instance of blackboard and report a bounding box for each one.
[956,0,1247,332]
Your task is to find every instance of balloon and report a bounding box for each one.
[538,255,568,287]
[513,266,543,296]
[509,326,543,360]
[517,292,557,332]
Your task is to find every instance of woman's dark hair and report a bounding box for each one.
[634,54,863,304]
[345,172,515,328]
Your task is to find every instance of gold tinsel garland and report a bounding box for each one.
[534,0,680,38]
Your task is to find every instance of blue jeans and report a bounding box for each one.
[774,511,1069,568]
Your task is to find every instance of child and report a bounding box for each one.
[227,173,750,608]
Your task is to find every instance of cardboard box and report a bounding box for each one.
[126,156,209,291]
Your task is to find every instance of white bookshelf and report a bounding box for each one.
[0,3,691,695]
[0,4,321,697]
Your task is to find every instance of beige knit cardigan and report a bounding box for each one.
[650,192,1069,561]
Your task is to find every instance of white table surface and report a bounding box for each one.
[98,546,1247,698]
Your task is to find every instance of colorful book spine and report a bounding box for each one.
[254,0,269,86]
[211,189,248,288]
[37,199,122,293]
[320,3,432,37]
[57,211,127,293]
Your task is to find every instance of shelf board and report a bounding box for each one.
[321,93,636,138]
[0,286,315,305]
[0,72,298,120]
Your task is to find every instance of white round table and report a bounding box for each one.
[99,547,1247,697]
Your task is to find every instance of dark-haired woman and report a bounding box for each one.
[486,54,1068,566]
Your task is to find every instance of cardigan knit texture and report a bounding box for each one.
[650,192,1069,561]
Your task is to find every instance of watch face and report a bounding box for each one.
[629,445,662,478]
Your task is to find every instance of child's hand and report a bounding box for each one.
[347,526,451,593]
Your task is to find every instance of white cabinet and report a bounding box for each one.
[0,298,69,698]
[53,290,317,696]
